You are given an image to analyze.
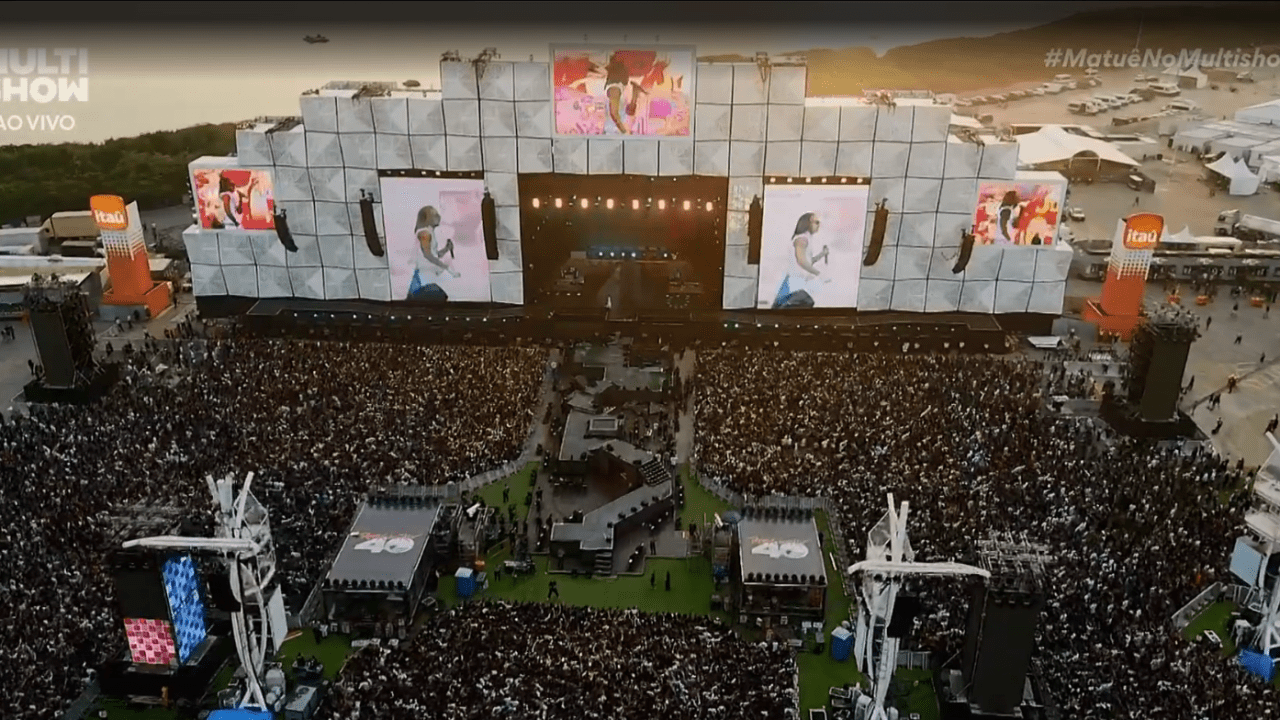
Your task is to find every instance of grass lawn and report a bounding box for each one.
[797,509,865,713]
[680,466,735,528]
[1182,600,1238,656]
[896,668,940,720]
[476,461,538,524]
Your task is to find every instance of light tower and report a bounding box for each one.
[848,495,989,719]
[1237,433,1280,661]
[124,472,289,710]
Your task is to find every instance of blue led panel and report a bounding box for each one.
[162,554,208,664]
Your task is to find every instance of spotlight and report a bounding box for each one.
[787,178,793,183]
[705,201,713,212]
[606,199,615,209]
[821,177,828,183]
[532,198,541,208]
[805,178,811,183]
[841,178,848,183]
[658,199,666,210]
[632,199,640,210]
[554,198,563,208]
[580,198,590,209]
[682,200,691,211]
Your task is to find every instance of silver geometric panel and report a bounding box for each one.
[696,64,733,105]
[860,246,897,281]
[871,142,910,178]
[944,142,982,179]
[407,97,445,135]
[764,141,800,176]
[490,272,524,305]
[286,235,322,268]
[236,129,272,167]
[873,106,914,143]
[478,62,515,102]
[190,263,226,297]
[269,129,307,168]
[723,276,759,310]
[217,233,255,265]
[924,279,962,313]
[323,266,360,300]
[958,279,997,314]
[835,142,873,177]
[994,281,1034,313]
[659,141,693,176]
[588,139,624,174]
[898,212,937,247]
[732,64,769,105]
[480,100,517,137]
[766,105,805,142]
[516,101,552,138]
[729,177,763,212]
[306,132,343,168]
[513,62,551,102]
[495,207,520,243]
[839,105,877,142]
[336,98,375,134]
[314,201,352,236]
[446,136,483,171]
[694,104,731,142]
[939,179,978,215]
[730,105,766,142]
[221,265,259,298]
[902,178,942,213]
[868,177,906,212]
[623,142,658,176]
[857,278,894,311]
[998,250,1037,282]
[340,134,377,170]
[517,138,553,173]
[729,142,764,176]
[979,143,1019,180]
[276,201,316,236]
[274,166,313,203]
[371,96,409,135]
[410,136,447,171]
[248,231,288,267]
[906,143,946,179]
[1028,281,1066,314]
[357,268,392,301]
[799,141,837,177]
[299,95,338,133]
[694,142,729,176]
[889,279,927,312]
[802,105,840,142]
[441,60,478,100]
[352,229,389,270]
[768,65,806,105]
[912,105,951,143]
[1035,248,1073,282]
[894,247,931,280]
[309,167,347,203]
[375,135,413,169]
[553,138,588,174]
[288,266,326,299]
[482,137,518,174]
[256,265,294,298]
[318,234,355,269]
[443,99,481,137]
[182,229,221,266]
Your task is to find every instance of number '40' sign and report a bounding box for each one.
[751,541,809,559]
[353,536,415,554]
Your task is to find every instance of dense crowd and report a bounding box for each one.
[321,602,797,720]
[0,339,544,720]
[695,349,1259,719]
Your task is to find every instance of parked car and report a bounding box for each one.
[991,93,1008,103]
[1128,87,1156,101]
[1009,90,1027,99]
[1068,101,1101,115]
[1127,171,1157,193]
[1084,68,1099,77]
[1086,77,1102,88]
[1237,71,1255,82]
[954,98,972,107]
[1061,80,1079,90]
[1164,99,1199,112]
[1148,83,1181,96]
[1053,73,1073,84]
[1029,87,1046,96]
[1067,207,1086,222]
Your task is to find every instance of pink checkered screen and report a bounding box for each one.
[124,617,177,665]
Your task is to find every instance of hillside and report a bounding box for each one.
[805,4,1280,96]
[0,123,235,222]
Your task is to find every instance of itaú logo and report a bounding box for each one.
[1122,212,1164,250]
[89,194,128,230]
[93,208,125,228]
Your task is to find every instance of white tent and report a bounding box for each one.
[1174,127,1228,153]
[1207,154,1261,195]
[1163,65,1209,89]
[1259,155,1280,184]
[1169,227,1196,244]
[1237,99,1280,127]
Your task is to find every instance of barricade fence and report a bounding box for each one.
[1171,582,1224,631]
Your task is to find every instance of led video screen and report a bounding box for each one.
[518,174,727,313]
[124,617,177,666]
[973,182,1064,247]
[552,46,694,137]
[162,555,207,664]
[379,176,492,303]
[756,185,870,309]
[192,168,276,231]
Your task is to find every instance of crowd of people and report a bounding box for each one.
[321,601,798,720]
[0,339,545,720]
[695,349,1262,718]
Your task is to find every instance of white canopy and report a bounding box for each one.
[1207,154,1261,195]
[1163,65,1209,88]
[1237,99,1280,127]
[1169,227,1196,244]
[1259,155,1280,184]
[1014,125,1140,167]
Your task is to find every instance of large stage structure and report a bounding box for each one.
[182,49,1072,328]
[22,275,120,404]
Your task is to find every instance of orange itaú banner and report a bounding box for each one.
[1122,212,1164,250]
[90,194,129,232]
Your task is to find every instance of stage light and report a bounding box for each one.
[805,178,811,183]
[787,178,793,183]
[705,202,713,212]
[658,200,666,210]
[532,198,541,208]
[606,199,615,209]
[554,198,563,208]
[841,178,848,184]
[682,200,691,211]
[632,199,640,210]
[821,178,828,183]
[580,198,590,209]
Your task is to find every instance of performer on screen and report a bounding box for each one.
[772,213,830,309]
[590,53,643,135]
[995,190,1022,246]
[408,205,459,302]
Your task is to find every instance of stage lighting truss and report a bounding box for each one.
[534,197,718,212]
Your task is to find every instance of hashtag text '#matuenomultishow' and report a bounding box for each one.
[1044,47,1280,70]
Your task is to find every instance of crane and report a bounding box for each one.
[848,494,989,720]
[124,472,289,711]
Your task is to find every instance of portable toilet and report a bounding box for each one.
[830,626,853,662]
[455,567,476,598]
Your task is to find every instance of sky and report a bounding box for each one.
[0,2,1234,145]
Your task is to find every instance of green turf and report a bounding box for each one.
[797,510,865,712]
[94,698,177,720]
[274,630,353,680]
[896,668,940,720]
[475,462,538,524]
[1182,600,1237,656]
[680,467,736,528]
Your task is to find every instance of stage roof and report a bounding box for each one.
[738,516,826,584]
[326,499,441,587]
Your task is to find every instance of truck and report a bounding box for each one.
[1215,210,1280,242]
[39,210,100,244]
[1039,82,1065,95]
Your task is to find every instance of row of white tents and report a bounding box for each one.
[1205,153,1263,196]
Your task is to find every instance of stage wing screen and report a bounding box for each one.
[379,176,492,303]
[191,168,276,230]
[973,181,1063,247]
[123,617,177,666]
[162,554,208,664]
[552,46,694,138]
[756,185,869,309]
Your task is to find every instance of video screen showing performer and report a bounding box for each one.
[756,185,869,310]
[973,182,1064,247]
[380,176,492,303]
[553,46,693,137]
[192,168,275,231]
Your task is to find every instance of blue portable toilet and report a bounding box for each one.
[455,567,476,598]
[830,626,854,662]
[209,708,274,720]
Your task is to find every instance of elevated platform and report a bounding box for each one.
[22,363,121,405]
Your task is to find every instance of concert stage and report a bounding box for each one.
[203,296,1035,352]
